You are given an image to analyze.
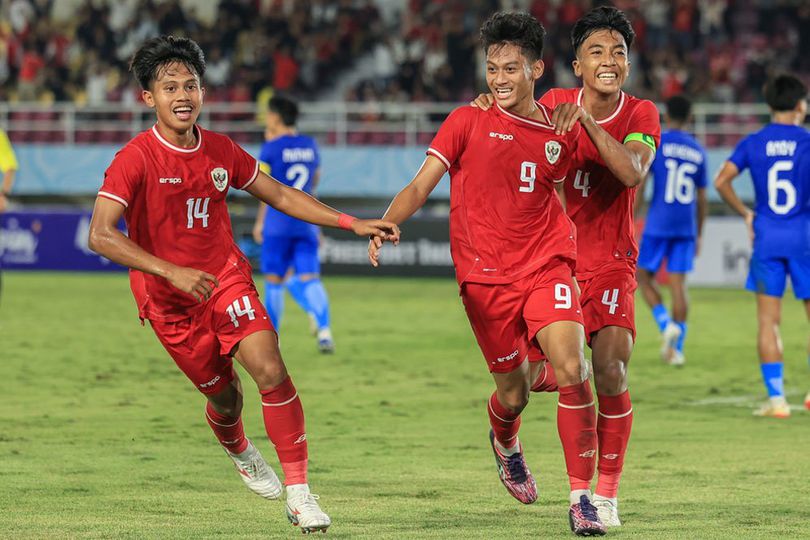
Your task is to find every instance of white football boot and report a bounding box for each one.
[753,396,791,418]
[286,484,331,534]
[593,496,622,527]
[660,322,682,364]
[226,441,283,499]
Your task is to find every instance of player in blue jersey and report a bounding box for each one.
[252,96,335,353]
[715,74,810,417]
[636,96,708,366]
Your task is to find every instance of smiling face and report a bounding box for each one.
[142,61,204,136]
[486,43,543,114]
[573,29,629,96]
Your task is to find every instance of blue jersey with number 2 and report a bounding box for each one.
[260,134,321,238]
[728,124,810,258]
[644,129,708,238]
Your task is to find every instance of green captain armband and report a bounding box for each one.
[623,132,657,153]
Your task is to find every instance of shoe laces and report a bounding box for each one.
[578,496,600,522]
[241,454,267,479]
[503,452,528,483]
[294,492,323,513]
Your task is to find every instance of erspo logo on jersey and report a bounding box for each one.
[489,131,514,141]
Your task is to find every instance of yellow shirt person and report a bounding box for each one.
[0,129,18,213]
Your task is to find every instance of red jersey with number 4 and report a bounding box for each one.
[539,88,661,279]
[427,104,579,285]
[98,125,260,321]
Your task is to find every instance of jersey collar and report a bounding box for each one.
[495,103,554,130]
[577,88,625,125]
[150,124,203,153]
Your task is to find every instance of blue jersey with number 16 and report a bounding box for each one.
[644,129,708,238]
[259,133,321,238]
[728,124,810,258]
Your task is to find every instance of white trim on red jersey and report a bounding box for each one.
[538,103,553,125]
[576,88,625,125]
[427,147,452,170]
[98,190,128,208]
[150,124,203,153]
[241,160,260,190]
[495,104,555,130]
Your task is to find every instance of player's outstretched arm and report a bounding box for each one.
[88,197,219,301]
[246,173,401,242]
[253,202,267,244]
[368,155,446,267]
[551,103,653,187]
[714,161,754,240]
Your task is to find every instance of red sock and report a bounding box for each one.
[260,376,308,485]
[488,392,521,447]
[595,391,633,499]
[530,361,558,392]
[557,381,597,491]
[205,402,249,454]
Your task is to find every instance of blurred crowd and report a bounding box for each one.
[1,0,809,107]
[348,0,810,108]
[0,0,383,104]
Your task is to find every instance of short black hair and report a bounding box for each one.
[571,6,635,54]
[666,95,692,122]
[129,35,206,90]
[268,95,299,126]
[763,74,808,112]
[480,11,546,63]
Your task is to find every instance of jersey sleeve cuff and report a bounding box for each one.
[623,132,657,153]
[552,176,566,183]
[98,190,129,208]
[241,160,260,190]
[427,148,451,170]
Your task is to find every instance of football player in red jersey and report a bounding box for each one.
[473,7,661,530]
[370,13,605,536]
[87,36,399,534]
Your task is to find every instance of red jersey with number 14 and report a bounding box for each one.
[98,125,260,322]
[539,88,661,279]
[427,104,579,285]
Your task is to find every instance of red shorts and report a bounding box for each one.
[461,259,584,373]
[149,255,274,395]
[578,268,637,345]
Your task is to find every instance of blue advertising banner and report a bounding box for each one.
[0,209,125,271]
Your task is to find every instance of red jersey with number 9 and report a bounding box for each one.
[539,88,661,279]
[98,125,260,321]
[427,104,579,285]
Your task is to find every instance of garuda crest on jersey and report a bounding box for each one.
[545,141,561,165]
[211,167,229,192]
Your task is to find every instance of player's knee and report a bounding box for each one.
[636,269,652,285]
[498,389,530,414]
[265,274,284,284]
[593,359,627,393]
[553,357,588,386]
[297,273,319,282]
[251,360,288,390]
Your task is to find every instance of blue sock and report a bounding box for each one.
[285,275,313,315]
[652,303,670,333]
[675,321,687,352]
[264,281,285,330]
[760,362,784,398]
[302,279,331,330]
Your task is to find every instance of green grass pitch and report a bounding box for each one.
[2,272,809,539]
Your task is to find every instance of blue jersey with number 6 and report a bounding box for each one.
[644,129,708,238]
[259,134,320,238]
[728,124,810,258]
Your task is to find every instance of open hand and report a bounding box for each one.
[166,265,219,302]
[551,103,591,135]
[470,93,495,110]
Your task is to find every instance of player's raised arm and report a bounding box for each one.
[87,196,219,301]
[551,103,655,188]
[245,172,400,242]
[367,155,446,267]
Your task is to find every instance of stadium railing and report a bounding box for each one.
[0,102,772,147]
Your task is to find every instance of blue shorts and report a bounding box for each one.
[638,235,696,274]
[260,235,321,277]
[746,253,810,299]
